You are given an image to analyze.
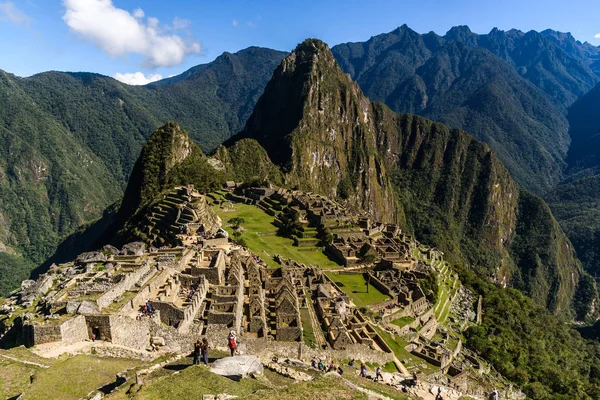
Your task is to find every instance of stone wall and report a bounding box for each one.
[97,262,153,309]
[201,238,229,247]
[178,276,208,333]
[150,301,184,327]
[27,324,62,346]
[60,315,88,344]
[246,338,393,365]
[119,269,175,316]
[149,317,204,353]
[109,315,150,351]
[85,315,112,341]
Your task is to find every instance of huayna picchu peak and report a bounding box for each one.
[3,10,600,399]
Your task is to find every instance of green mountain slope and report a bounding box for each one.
[331,25,600,194]
[0,70,121,294]
[230,38,595,318]
[546,83,600,282]
[0,48,286,294]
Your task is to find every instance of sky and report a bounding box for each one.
[1,0,599,85]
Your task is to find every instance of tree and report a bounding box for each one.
[228,217,245,229]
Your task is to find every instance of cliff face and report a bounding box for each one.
[234,40,397,222]
[229,39,594,317]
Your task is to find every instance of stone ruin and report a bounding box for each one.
[0,185,496,394]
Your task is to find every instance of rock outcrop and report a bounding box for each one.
[210,356,264,378]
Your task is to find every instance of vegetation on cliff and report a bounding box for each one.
[460,265,600,399]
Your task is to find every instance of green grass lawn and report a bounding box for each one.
[326,273,389,308]
[300,308,317,347]
[0,358,41,399]
[22,355,140,400]
[390,316,415,329]
[213,203,340,268]
[131,366,268,400]
[243,374,369,400]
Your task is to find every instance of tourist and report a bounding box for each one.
[489,388,499,400]
[360,363,367,378]
[318,359,325,371]
[413,372,418,386]
[227,330,237,356]
[193,340,201,364]
[150,338,157,352]
[374,366,383,382]
[201,338,209,365]
[337,365,344,375]
[348,359,355,367]
[327,362,335,372]
[311,358,317,369]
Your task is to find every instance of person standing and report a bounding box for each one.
[227,331,237,357]
[360,363,367,378]
[193,340,201,365]
[201,338,209,365]
[375,366,383,382]
[318,359,325,371]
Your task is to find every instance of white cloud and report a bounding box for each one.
[63,0,200,67]
[0,1,31,26]
[247,21,255,28]
[595,33,600,39]
[232,19,238,27]
[114,71,163,85]
[132,7,144,19]
[172,17,190,30]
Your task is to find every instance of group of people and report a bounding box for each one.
[137,301,156,320]
[193,338,210,365]
[310,359,345,375]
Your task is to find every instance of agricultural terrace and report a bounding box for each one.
[211,201,339,268]
[326,273,389,308]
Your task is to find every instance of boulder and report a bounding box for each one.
[77,300,100,315]
[21,280,36,291]
[35,276,54,297]
[210,356,264,379]
[103,245,120,256]
[66,301,81,314]
[122,242,146,256]
[77,251,107,264]
[151,336,166,346]
[89,393,102,400]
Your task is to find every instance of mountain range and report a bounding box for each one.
[0,25,599,319]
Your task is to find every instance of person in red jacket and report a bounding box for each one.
[227,330,237,356]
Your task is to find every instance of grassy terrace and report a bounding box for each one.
[390,316,415,329]
[212,202,339,268]
[373,326,439,374]
[17,354,140,400]
[326,273,389,309]
[300,308,317,347]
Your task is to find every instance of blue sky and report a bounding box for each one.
[1,0,599,84]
